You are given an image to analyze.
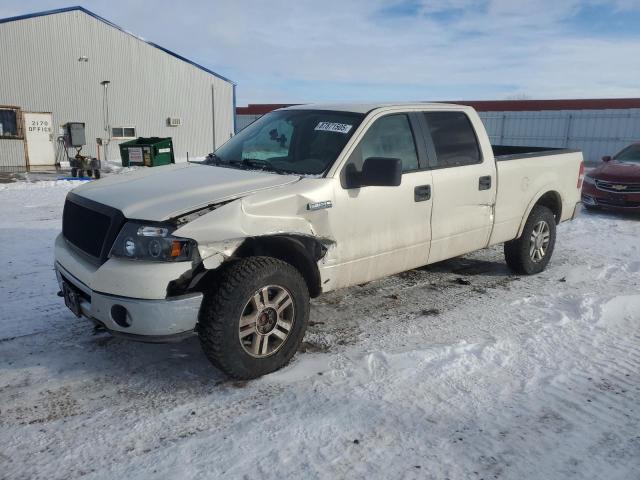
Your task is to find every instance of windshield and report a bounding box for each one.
[614,144,640,164]
[207,109,365,175]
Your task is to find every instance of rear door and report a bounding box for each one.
[328,112,433,288]
[420,111,497,263]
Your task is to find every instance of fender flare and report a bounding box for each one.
[516,186,563,238]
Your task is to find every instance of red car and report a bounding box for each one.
[582,143,640,211]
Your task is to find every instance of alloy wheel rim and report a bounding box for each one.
[238,285,295,358]
[529,220,551,262]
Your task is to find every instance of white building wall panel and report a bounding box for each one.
[0,140,26,169]
[0,10,234,165]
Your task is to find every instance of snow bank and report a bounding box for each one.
[0,181,639,480]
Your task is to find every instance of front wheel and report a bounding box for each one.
[504,205,557,275]
[199,257,310,379]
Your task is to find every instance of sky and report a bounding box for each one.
[1,1,639,105]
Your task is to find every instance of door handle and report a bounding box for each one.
[479,175,492,190]
[414,184,431,202]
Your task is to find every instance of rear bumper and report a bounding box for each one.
[55,262,202,341]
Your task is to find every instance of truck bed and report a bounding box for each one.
[489,144,583,247]
[492,145,579,161]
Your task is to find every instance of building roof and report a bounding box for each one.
[235,104,297,115]
[0,6,235,85]
[237,98,640,115]
[452,98,640,112]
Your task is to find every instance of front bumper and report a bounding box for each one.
[582,182,640,210]
[55,262,202,342]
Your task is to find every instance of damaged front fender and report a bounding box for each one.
[173,182,336,267]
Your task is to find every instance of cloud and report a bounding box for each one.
[2,0,639,103]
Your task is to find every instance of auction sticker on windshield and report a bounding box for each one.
[315,122,353,134]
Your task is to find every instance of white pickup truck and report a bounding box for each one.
[55,103,584,378]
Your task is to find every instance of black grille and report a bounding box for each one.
[595,179,640,193]
[62,193,125,264]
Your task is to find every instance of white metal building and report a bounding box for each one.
[0,6,235,169]
[237,99,640,164]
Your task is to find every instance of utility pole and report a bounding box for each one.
[100,80,111,160]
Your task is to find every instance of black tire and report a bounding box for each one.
[86,169,93,177]
[93,169,101,179]
[199,257,310,379]
[504,205,556,275]
[71,168,77,177]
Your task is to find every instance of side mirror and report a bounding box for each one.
[347,157,402,188]
[602,155,612,162]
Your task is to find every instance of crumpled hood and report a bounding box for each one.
[71,163,300,221]
[589,161,640,183]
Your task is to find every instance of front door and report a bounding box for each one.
[24,112,55,167]
[326,113,433,289]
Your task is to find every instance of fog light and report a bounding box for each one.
[111,304,131,327]
[124,237,136,257]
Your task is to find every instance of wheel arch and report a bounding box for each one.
[234,235,326,298]
[190,234,327,298]
[517,189,563,238]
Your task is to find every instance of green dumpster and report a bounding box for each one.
[119,137,175,167]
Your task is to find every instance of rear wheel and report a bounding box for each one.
[504,205,556,275]
[199,257,309,379]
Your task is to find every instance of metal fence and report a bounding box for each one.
[237,108,640,164]
[479,109,640,164]
[236,114,262,132]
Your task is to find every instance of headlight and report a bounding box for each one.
[109,221,197,262]
[583,175,596,185]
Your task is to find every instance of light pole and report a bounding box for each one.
[100,80,111,160]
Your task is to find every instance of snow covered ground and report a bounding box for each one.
[1,179,639,480]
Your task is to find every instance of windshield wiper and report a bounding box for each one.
[205,156,293,174]
[203,153,223,165]
[229,158,289,174]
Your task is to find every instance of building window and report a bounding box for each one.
[0,108,21,138]
[112,127,136,138]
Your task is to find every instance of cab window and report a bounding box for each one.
[423,112,481,167]
[344,114,419,178]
